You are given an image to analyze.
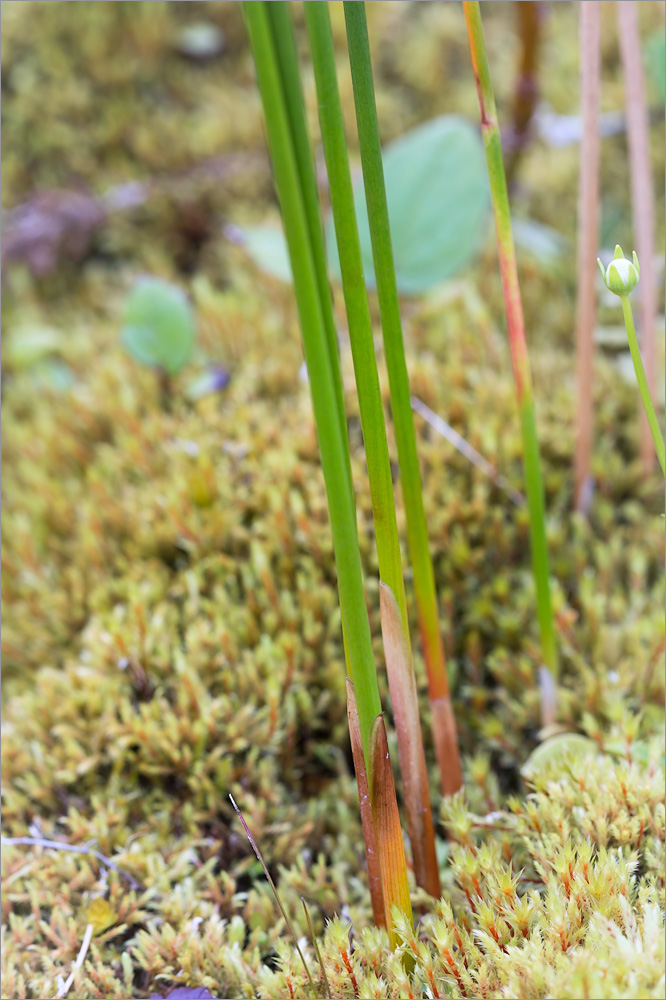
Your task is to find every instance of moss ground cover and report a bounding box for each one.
[2,3,664,998]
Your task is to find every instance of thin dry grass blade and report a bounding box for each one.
[411,395,526,507]
[301,897,331,1000]
[229,794,315,996]
[379,582,441,899]
[368,714,413,947]
[574,0,601,512]
[617,0,659,474]
[346,678,385,928]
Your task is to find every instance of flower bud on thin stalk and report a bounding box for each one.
[598,246,664,476]
[598,244,640,296]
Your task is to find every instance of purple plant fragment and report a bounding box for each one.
[150,988,217,999]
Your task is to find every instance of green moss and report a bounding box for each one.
[3,260,663,996]
[2,2,664,998]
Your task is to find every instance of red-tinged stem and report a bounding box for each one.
[380,583,441,898]
[418,606,462,797]
[369,714,413,947]
[346,678,386,929]
[574,1,601,512]
[617,1,659,475]
[463,1,558,720]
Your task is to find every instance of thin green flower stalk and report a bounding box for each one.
[598,246,665,476]
[463,0,558,727]
[243,0,412,936]
[304,0,440,899]
[343,0,463,797]
[242,0,381,760]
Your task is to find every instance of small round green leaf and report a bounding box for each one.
[521,732,597,781]
[327,115,491,294]
[122,277,195,376]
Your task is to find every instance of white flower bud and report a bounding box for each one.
[597,245,640,297]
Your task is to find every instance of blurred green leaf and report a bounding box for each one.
[240,225,293,283]
[240,116,491,295]
[327,115,491,294]
[122,276,195,375]
[5,325,63,369]
[513,218,568,264]
[521,732,597,780]
[34,359,75,392]
[644,30,665,106]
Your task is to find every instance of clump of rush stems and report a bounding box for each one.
[462,0,558,728]
[305,0,440,900]
[242,0,414,946]
[342,1,463,798]
[243,0,600,948]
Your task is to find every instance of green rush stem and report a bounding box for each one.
[343,3,460,771]
[306,2,440,898]
[265,1,354,513]
[304,1,408,635]
[243,1,382,762]
[463,0,558,693]
[621,294,666,476]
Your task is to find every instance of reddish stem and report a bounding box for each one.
[617,1,660,474]
[574,1,601,511]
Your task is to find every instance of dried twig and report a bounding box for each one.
[1,835,144,891]
[54,922,94,1000]
[505,1,545,186]
[411,396,526,507]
